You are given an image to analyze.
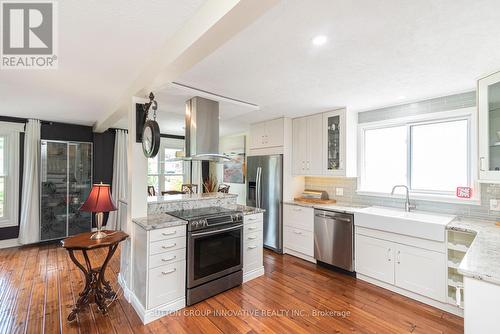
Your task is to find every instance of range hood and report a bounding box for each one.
[184,96,230,161]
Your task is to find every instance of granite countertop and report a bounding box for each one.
[132,213,187,231]
[225,204,265,215]
[282,200,367,214]
[148,192,237,204]
[447,217,500,285]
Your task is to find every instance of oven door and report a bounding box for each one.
[187,224,243,288]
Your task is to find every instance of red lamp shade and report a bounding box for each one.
[80,183,117,213]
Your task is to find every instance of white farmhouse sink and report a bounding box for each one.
[354,207,455,242]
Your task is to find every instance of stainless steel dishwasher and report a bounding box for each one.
[314,209,354,272]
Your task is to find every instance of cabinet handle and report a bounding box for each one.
[293,207,302,211]
[480,157,486,171]
[248,245,257,249]
[387,248,391,262]
[248,227,257,230]
[161,243,176,249]
[161,231,177,236]
[248,236,257,240]
[161,268,176,275]
[293,230,303,235]
[161,256,177,262]
[396,250,401,264]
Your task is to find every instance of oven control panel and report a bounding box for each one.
[188,211,244,231]
[191,219,208,229]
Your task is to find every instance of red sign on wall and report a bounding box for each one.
[456,187,472,199]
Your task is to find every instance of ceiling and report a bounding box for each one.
[0,0,205,125]
[175,0,500,135]
[148,84,258,136]
[3,0,500,137]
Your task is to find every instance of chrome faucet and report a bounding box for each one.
[391,185,416,212]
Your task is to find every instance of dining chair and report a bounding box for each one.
[147,186,156,196]
[181,184,198,194]
[218,184,230,193]
[161,190,185,195]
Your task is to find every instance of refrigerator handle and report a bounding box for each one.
[256,167,262,208]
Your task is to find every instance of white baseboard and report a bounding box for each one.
[243,266,264,283]
[117,272,131,302]
[357,274,463,317]
[0,238,20,249]
[284,248,317,264]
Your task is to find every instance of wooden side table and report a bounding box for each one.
[62,230,128,321]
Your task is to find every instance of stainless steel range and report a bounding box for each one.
[166,207,244,306]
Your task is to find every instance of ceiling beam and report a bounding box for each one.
[94,0,279,133]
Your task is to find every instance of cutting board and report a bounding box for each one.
[293,197,337,204]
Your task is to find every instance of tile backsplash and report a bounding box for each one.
[304,176,500,220]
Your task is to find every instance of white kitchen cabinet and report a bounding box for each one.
[308,114,323,174]
[283,204,315,262]
[291,108,356,176]
[243,213,264,282]
[131,223,186,324]
[464,276,500,334]
[148,260,186,309]
[478,70,500,182]
[249,118,284,150]
[355,234,394,284]
[292,114,323,175]
[355,228,447,304]
[323,108,357,176]
[292,117,308,174]
[283,203,314,231]
[395,244,446,302]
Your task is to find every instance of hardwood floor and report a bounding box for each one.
[0,242,463,334]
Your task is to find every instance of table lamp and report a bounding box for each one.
[80,183,117,240]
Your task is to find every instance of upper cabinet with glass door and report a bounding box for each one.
[478,71,500,182]
[323,108,357,177]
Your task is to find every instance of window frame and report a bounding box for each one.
[147,138,185,194]
[357,107,478,204]
[0,122,23,228]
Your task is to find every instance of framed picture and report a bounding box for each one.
[222,135,246,184]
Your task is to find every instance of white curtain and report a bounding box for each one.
[107,129,128,230]
[19,119,40,245]
[185,160,203,192]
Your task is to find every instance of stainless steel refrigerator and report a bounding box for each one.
[246,155,283,253]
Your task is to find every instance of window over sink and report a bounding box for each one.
[358,108,477,202]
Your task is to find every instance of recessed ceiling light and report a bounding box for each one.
[312,35,327,46]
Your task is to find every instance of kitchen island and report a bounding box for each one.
[126,193,264,324]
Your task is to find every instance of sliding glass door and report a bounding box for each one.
[40,140,92,241]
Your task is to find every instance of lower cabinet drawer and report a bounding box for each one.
[245,220,263,233]
[284,226,313,257]
[149,248,186,269]
[149,236,186,255]
[149,225,186,243]
[283,204,314,232]
[148,261,186,309]
[244,233,263,273]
